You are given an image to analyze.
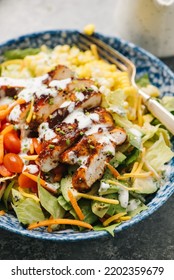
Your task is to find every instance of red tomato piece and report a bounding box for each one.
[4,131,21,154]
[18,173,37,189]
[3,153,24,173]
[0,164,13,177]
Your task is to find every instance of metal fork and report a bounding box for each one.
[78,33,174,135]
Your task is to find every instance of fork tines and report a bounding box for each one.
[78,32,128,72]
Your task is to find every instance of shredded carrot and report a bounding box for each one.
[105,162,120,178]
[0,99,26,121]
[22,172,46,186]
[0,124,14,136]
[26,97,34,123]
[22,172,57,194]
[68,190,85,221]
[22,155,38,160]
[29,141,35,155]
[0,135,4,164]
[18,187,40,202]
[0,210,5,216]
[77,193,119,205]
[47,216,53,233]
[28,218,93,230]
[103,212,127,227]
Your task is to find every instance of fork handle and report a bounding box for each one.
[141,93,174,134]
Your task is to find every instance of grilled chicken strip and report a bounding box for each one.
[71,128,127,192]
[5,65,101,131]
[37,107,114,172]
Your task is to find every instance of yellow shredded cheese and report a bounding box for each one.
[77,193,119,205]
[26,97,34,123]
[22,155,38,160]
[103,212,127,227]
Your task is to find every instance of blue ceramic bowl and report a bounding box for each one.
[0,30,174,241]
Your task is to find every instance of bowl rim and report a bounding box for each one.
[0,29,174,242]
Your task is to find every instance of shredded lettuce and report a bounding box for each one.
[12,198,45,225]
[145,133,174,172]
[105,89,126,116]
[4,48,40,60]
[2,180,15,208]
[133,176,158,194]
[38,184,65,219]
[93,222,121,236]
[160,96,174,113]
[136,73,150,87]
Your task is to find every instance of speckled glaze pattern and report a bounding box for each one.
[0,30,174,241]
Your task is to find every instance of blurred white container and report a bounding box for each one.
[114,0,174,57]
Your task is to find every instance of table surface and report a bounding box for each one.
[0,0,174,260]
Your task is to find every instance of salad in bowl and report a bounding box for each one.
[0,30,173,238]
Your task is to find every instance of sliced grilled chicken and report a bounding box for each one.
[5,65,101,131]
[71,128,127,192]
[37,107,114,172]
[36,122,81,172]
[48,90,102,128]
[45,65,74,83]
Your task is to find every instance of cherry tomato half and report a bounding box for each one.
[4,131,21,154]
[18,173,37,190]
[3,153,24,173]
[0,164,13,177]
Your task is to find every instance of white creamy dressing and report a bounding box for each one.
[64,110,92,129]
[8,104,22,122]
[99,181,110,193]
[23,164,39,174]
[75,91,85,101]
[60,100,72,108]
[0,75,46,88]
[64,109,100,130]
[49,78,71,90]
[18,84,57,103]
[85,124,108,136]
[67,151,88,165]
[20,137,33,153]
[38,122,57,141]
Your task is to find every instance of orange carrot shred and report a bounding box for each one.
[28,218,93,230]
[105,162,120,178]
[0,210,5,216]
[22,172,57,194]
[29,140,35,155]
[0,135,4,164]
[0,124,14,136]
[68,190,85,221]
